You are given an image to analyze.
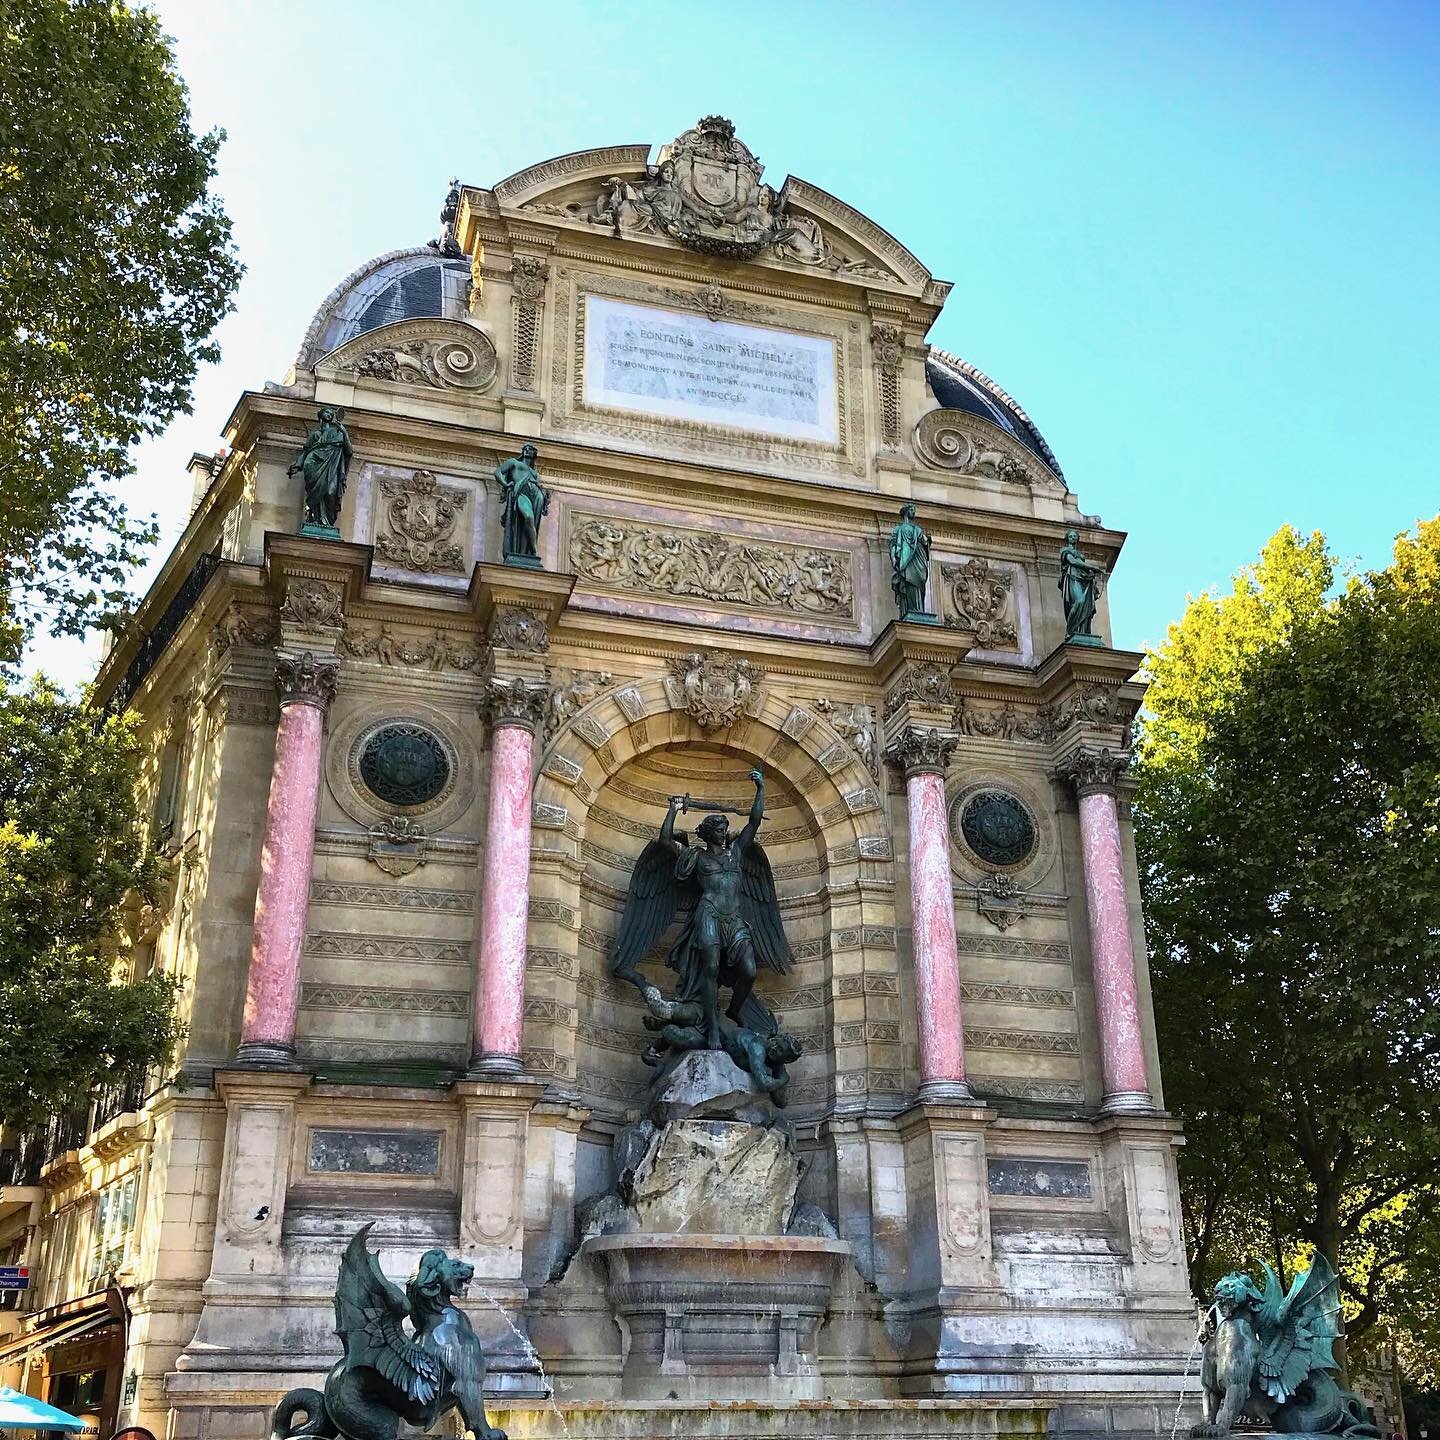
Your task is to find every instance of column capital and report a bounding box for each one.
[483,675,548,734]
[1054,744,1129,798]
[274,650,339,712]
[885,725,959,779]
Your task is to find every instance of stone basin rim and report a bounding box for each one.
[581,1233,852,1254]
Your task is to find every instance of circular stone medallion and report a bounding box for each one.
[958,789,1037,868]
[358,723,451,807]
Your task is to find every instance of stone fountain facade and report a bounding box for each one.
[0,119,1195,1440]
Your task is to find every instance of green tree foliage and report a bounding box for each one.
[0,0,241,663]
[1135,522,1440,1382]
[0,677,183,1128]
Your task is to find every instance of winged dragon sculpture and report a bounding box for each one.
[610,767,801,1096]
[271,1224,506,1440]
[1194,1254,1378,1439]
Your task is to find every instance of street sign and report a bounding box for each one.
[0,1266,30,1290]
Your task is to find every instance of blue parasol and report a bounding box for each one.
[0,1388,87,1431]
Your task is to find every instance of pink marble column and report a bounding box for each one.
[236,652,338,1066]
[1063,748,1154,1114]
[471,679,546,1075]
[889,727,972,1100]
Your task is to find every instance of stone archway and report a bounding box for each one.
[521,675,904,1122]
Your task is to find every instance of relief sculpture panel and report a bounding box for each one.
[568,512,855,620]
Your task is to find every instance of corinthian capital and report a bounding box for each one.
[884,725,959,778]
[275,651,340,712]
[1055,745,1129,797]
[484,675,548,733]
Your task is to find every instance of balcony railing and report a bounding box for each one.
[109,551,221,711]
[0,1077,152,1182]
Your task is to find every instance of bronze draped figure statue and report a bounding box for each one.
[291,407,353,535]
[1059,526,1105,644]
[610,768,802,1099]
[270,1223,506,1440]
[1192,1253,1377,1440]
[889,503,933,620]
[493,444,550,567]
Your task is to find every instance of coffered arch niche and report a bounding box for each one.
[525,677,902,1129]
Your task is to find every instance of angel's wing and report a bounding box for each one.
[738,841,791,976]
[1256,1255,1342,1403]
[610,839,686,982]
[333,1224,441,1403]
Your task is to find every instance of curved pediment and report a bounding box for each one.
[477,117,932,292]
[315,318,498,392]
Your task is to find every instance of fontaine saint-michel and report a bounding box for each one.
[6,115,1205,1440]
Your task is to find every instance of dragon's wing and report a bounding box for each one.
[1256,1255,1342,1403]
[611,839,685,981]
[333,1224,440,1404]
[738,841,792,975]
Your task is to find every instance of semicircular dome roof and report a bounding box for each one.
[924,348,1063,484]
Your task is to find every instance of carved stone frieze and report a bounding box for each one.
[881,661,953,721]
[941,558,1018,649]
[340,625,483,673]
[487,608,549,655]
[953,683,1128,745]
[884,725,958,778]
[545,669,616,741]
[813,698,879,776]
[275,651,339,711]
[280,577,345,632]
[568,513,854,619]
[1048,683,1132,735]
[484,675,548,733]
[212,606,277,655]
[666,651,761,731]
[375,471,468,574]
[338,328,498,391]
[1055,745,1130,797]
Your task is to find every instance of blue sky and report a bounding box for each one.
[28,0,1440,681]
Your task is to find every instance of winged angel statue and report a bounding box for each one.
[1194,1254,1378,1439]
[611,768,803,1099]
[271,1224,506,1440]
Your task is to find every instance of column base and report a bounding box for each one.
[1100,1088,1156,1116]
[468,1051,524,1078]
[917,1078,976,1103]
[231,1040,301,1069]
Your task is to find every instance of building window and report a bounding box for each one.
[86,1174,138,1284]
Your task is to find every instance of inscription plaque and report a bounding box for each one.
[309,1128,442,1176]
[583,296,838,443]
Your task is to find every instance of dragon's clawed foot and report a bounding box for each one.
[1190,1426,1227,1439]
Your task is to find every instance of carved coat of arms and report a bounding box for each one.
[667,651,762,731]
[376,471,467,574]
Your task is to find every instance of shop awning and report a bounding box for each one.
[0,1387,86,1431]
[0,1311,112,1368]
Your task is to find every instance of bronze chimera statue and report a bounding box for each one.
[1193,1254,1377,1440]
[272,1224,506,1440]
